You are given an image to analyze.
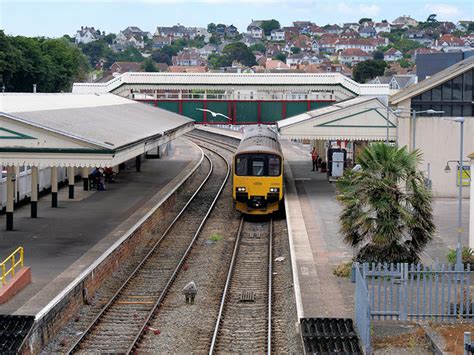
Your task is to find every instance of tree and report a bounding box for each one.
[398,58,412,68]
[353,60,387,83]
[359,18,372,24]
[209,34,221,45]
[273,52,286,63]
[207,53,232,69]
[0,33,90,92]
[261,19,280,37]
[291,46,301,54]
[142,57,157,72]
[103,33,116,45]
[222,42,256,66]
[151,50,172,65]
[337,144,435,264]
[207,23,217,33]
[373,50,384,60]
[426,14,437,23]
[249,42,266,53]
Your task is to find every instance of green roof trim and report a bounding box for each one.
[0,127,37,139]
[314,108,396,128]
[0,147,115,154]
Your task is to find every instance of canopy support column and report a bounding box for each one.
[6,166,14,231]
[31,166,39,218]
[51,166,58,208]
[81,167,89,191]
[68,166,75,199]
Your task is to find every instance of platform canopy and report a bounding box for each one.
[0,93,194,167]
[276,96,397,141]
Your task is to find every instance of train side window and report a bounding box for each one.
[268,155,281,176]
[235,156,248,176]
[252,160,265,176]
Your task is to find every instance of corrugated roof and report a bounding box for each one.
[0,93,193,150]
[277,96,377,129]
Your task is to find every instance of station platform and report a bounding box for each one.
[0,137,202,316]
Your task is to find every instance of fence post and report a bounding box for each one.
[464,332,471,355]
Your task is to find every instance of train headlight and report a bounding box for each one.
[237,187,246,192]
[269,187,279,193]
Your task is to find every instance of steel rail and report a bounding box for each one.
[127,146,231,354]
[267,218,273,355]
[209,216,245,355]
[66,151,220,354]
[208,218,274,354]
[186,131,239,150]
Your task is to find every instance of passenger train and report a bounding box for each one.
[232,125,284,215]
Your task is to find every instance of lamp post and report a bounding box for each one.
[443,117,466,272]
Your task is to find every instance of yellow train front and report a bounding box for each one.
[232,125,284,215]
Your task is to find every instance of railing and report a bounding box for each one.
[354,263,371,354]
[1,247,24,285]
[355,262,474,353]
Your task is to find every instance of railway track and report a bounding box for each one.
[66,147,230,354]
[210,217,273,354]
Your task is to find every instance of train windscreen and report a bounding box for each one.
[235,154,281,176]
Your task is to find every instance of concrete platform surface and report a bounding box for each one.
[283,139,470,320]
[0,138,202,315]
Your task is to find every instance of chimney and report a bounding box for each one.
[33,84,37,93]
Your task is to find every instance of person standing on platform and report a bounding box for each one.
[311,147,319,171]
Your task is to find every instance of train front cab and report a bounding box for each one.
[233,153,283,215]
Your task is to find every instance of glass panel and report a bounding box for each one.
[442,105,452,116]
[235,156,247,176]
[432,86,442,101]
[252,160,265,176]
[463,105,472,117]
[421,90,431,101]
[268,155,281,176]
[442,80,452,101]
[413,94,422,102]
[464,70,473,102]
[452,75,462,100]
[452,104,462,116]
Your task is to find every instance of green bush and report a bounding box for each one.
[333,261,353,278]
[446,247,474,265]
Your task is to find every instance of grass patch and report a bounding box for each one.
[209,233,223,242]
[333,261,353,278]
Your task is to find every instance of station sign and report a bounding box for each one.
[457,165,471,186]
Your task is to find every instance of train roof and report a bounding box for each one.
[235,125,282,156]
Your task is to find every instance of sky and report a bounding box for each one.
[0,0,473,38]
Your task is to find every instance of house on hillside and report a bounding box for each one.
[271,29,285,41]
[286,53,324,66]
[384,48,403,62]
[392,15,418,27]
[370,74,417,90]
[340,29,360,39]
[172,49,207,66]
[75,26,102,44]
[152,36,171,50]
[265,59,290,70]
[403,29,434,46]
[325,24,343,35]
[198,44,218,58]
[115,32,145,49]
[343,23,360,32]
[456,21,473,32]
[335,38,378,53]
[318,35,338,53]
[374,22,391,34]
[242,33,262,46]
[154,25,186,38]
[309,25,326,36]
[110,61,143,75]
[434,34,470,52]
[359,27,376,38]
[339,48,371,65]
[247,20,264,38]
[225,25,238,38]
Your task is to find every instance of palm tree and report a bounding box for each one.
[337,143,435,264]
